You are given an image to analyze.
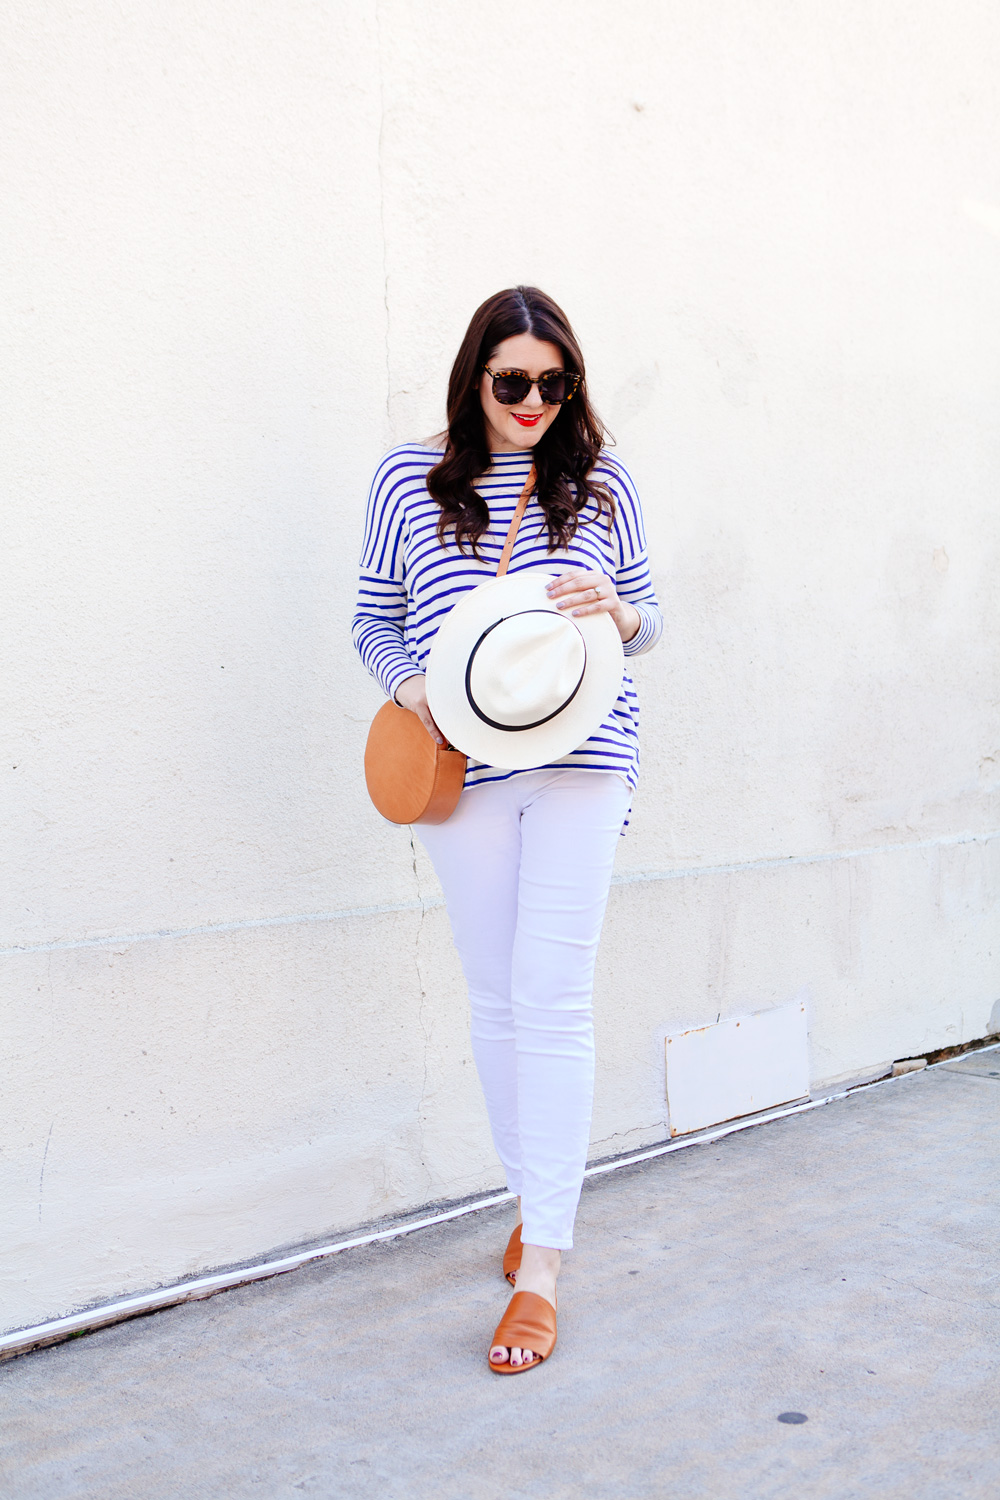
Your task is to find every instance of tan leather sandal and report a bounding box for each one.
[488,1290,557,1374]
[503,1223,523,1286]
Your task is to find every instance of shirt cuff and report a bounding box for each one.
[384,659,424,702]
[622,602,663,657]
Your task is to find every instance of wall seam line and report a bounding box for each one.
[3,828,997,959]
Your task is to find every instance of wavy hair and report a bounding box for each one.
[427,286,614,556]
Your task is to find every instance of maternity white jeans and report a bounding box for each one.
[417,768,630,1250]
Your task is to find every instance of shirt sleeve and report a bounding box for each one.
[603,457,663,658]
[352,453,424,701]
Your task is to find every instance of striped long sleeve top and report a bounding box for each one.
[352,444,662,793]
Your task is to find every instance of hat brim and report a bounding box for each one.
[425,572,625,771]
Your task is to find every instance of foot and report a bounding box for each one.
[489,1244,560,1368]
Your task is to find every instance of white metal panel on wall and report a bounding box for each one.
[665,1000,810,1137]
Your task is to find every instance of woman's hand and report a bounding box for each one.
[545,570,640,643]
[394,674,446,745]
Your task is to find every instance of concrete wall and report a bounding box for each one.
[3,0,998,1332]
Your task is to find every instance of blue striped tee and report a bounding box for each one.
[353,444,662,794]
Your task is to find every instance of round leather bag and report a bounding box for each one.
[364,700,467,825]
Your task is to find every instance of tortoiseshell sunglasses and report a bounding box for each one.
[483,364,581,406]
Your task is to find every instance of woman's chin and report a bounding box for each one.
[497,420,548,451]
[483,394,558,451]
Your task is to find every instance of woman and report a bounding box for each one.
[352,286,662,1371]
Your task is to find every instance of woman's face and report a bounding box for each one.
[479,333,567,453]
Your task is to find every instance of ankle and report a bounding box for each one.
[515,1244,561,1284]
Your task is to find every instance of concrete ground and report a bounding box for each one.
[2,1053,999,1500]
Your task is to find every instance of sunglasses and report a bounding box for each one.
[483,364,581,406]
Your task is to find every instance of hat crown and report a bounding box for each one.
[467,610,586,730]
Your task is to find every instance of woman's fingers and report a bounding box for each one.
[545,570,619,617]
[544,568,638,638]
[413,700,445,744]
[394,674,446,744]
[421,707,446,744]
[544,569,594,599]
[565,594,615,616]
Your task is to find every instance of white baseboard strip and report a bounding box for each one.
[1,1045,989,1362]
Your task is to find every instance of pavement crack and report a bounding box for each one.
[885,1275,990,1308]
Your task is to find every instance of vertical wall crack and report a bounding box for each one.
[374,0,391,428]
[38,1121,55,1223]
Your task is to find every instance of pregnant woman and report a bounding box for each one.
[353,286,662,1371]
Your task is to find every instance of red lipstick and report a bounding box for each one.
[512,413,542,427]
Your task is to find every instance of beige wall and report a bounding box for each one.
[3,0,998,1332]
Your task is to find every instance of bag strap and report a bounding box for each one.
[495,465,537,578]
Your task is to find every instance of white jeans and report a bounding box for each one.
[417,769,630,1250]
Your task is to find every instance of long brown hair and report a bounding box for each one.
[427,286,614,556]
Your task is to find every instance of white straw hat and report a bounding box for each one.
[425,571,625,770]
